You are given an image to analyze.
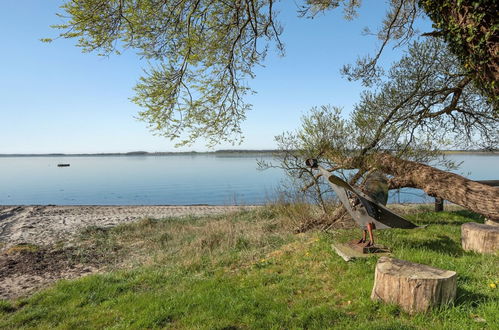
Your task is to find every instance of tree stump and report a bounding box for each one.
[461,222,499,254]
[484,219,499,227]
[371,257,457,314]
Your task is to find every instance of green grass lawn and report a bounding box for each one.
[0,208,497,329]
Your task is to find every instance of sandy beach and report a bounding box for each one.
[0,205,258,299]
[0,205,258,249]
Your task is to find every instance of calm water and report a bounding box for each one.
[0,154,497,205]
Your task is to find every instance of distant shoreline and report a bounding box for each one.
[0,150,497,157]
[0,150,278,157]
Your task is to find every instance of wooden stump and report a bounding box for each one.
[484,219,499,227]
[461,222,499,254]
[371,257,457,314]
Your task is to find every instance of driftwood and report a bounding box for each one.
[461,222,499,254]
[371,257,457,314]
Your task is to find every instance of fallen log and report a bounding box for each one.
[327,153,499,220]
[374,154,499,221]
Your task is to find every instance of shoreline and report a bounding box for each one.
[0,205,259,249]
[0,203,455,250]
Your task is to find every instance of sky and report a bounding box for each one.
[0,1,429,154]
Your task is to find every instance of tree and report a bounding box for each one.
[307,0,499,106]
[262,39,498,225]
[51,1,498,219]
[420,0,499,105]
[51,0,284,146]
[51,0,497,145]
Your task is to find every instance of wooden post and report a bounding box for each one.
[461,222,499,254]
[434,197,444,212]
[371,257,457,314]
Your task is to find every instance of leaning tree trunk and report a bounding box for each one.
[371,153,499,221]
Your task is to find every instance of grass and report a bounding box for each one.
[0,206,498,329]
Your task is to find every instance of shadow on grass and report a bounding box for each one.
[414,219,466,226]
[452,210,485,222]
[412,210,483,226]
[455,286,491,308]
[401,235,464,256]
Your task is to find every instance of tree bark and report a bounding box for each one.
[372,153,499,221]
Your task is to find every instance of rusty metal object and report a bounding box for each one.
[305,158,419,250]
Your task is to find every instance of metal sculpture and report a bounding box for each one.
[306,159,419,250]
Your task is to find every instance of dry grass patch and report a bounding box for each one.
[75,208,297,271]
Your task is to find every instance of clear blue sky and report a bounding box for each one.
[0,1,429,153]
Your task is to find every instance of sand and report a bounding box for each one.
[0,205,258,248]
[0,205,258,299]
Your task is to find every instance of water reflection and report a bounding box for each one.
[0,153,496,205]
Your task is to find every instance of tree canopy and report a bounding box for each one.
[420,0,498,105]
[51,0,498,146]
[53,0,283,146]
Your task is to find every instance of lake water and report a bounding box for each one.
[0,153,497,205]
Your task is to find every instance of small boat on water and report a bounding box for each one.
[57,164,70,167]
